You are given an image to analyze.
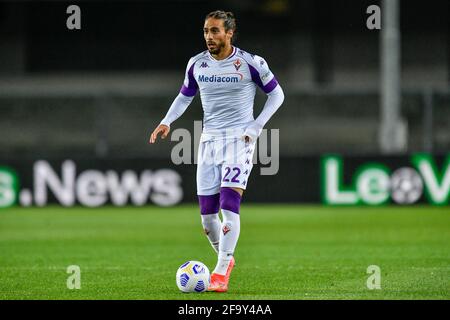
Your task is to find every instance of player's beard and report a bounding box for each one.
[207,40,225,55]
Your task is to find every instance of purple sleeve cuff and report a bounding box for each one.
[263,77,278,94]
[248,64,278,94]
[180,61,198,97]
[180,84,197,97]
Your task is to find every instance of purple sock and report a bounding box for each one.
[220,188,242,214]
[198,193,220,215]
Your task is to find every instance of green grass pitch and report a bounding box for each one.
[0,205,449,300]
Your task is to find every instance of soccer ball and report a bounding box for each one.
[176,260,210,293]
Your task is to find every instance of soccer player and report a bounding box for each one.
[149,10,284,292]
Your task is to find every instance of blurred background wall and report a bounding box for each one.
[0,0,448,159]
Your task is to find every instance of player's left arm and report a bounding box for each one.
[244,56,285,142]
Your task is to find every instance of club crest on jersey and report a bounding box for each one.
[233,59,242,71]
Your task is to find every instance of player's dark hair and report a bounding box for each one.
[205,10,237,43]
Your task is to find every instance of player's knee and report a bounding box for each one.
[198,194,220,215]
[220,187,242,214]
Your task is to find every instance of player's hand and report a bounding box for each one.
[243,122,263,143]
[149,124,170,144]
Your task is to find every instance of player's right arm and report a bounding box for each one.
[149,57,199,144]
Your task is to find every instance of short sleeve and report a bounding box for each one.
[247,55,279,94]
[180,58,198,97]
